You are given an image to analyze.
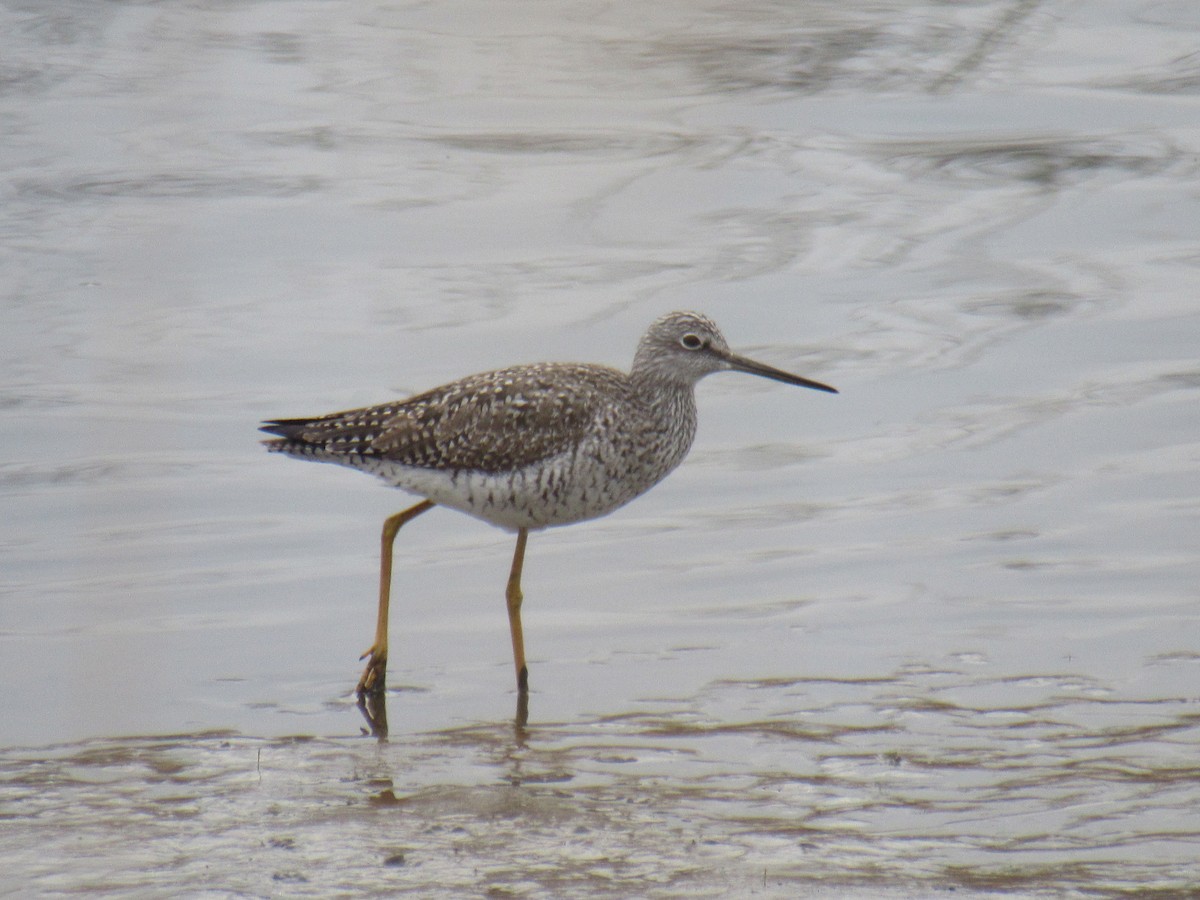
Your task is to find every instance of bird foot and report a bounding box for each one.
[356,646,387,697]
[356,690,388,737]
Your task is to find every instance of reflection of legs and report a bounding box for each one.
[356,499,436,696]
[506,528,530,693]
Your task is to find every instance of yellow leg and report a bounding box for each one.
[506,528,530,693]
[356,499,435,696]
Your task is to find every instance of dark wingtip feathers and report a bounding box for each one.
[259,418,314,440]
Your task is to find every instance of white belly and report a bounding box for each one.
[360,446,677,530]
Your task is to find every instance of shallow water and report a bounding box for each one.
[2,0,1199,895]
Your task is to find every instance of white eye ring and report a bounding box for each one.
[680,333,704,350]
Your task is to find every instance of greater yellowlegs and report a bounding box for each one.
[261,311,837,697]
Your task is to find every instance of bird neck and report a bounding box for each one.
[631,369,698,437]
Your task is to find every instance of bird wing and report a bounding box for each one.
[262,363,628,475]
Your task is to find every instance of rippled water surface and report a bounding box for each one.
[2,0,1199,895]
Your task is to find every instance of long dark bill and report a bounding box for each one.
[724,350,838,394]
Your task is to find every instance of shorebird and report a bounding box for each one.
[261,311,836,697]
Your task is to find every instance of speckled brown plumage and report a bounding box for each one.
[262,363,630,475]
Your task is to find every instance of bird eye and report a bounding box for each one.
[680,333,704,350]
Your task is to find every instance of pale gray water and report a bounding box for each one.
[1,0,1198,895]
